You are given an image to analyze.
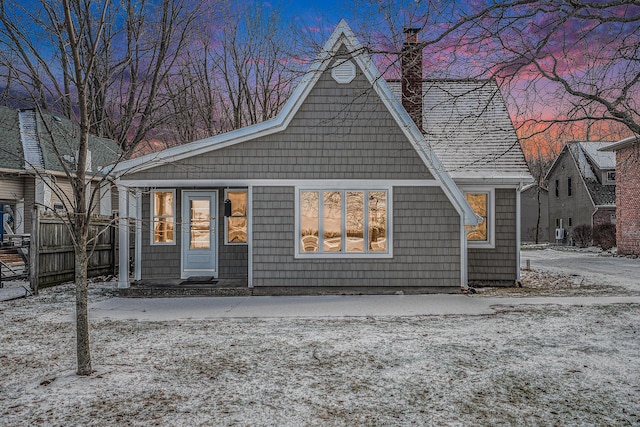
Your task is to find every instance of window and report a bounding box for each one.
[568,217,572,227]
[297,189,390,257]
[567,177,572,197]
[463,188,495,248]
[225,189,248,244]
[556,218,560,227]
[151,190,175,245]
[607,171,616,182]
[555,179,559,197]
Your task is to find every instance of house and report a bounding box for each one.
[545,141,616,244]
[112,21,533,293]
[600,135,640,255]
[0,106,120,237]
[520,184,549,243]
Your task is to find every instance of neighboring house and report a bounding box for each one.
[545,141,616,244]
[520,184,549,243]
[600,135,640,255]
[0,106,120,236]
[112,21,533,293]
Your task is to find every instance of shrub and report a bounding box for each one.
[572,224,592,248]
[593,223,616,250]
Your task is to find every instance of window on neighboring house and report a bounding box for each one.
[225,189,248,244]
[463,188,495,248]
[555,179,559,197]
[151,190,175,245]
[607,171,616,182]
[568,217,572,227]
[297,189,390,256]
[556,218,561,227]
[568,177,572,197]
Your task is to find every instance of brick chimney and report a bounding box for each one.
[402,27,423,132]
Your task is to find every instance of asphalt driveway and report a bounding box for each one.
[521,247,640,293]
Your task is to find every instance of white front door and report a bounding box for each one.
[181,191,218,279]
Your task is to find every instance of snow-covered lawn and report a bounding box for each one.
[1,281,639,426]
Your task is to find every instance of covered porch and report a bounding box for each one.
[115,183,251,291]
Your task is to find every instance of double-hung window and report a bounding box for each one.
[151,190,175,245]
[297,189,391,257]
[463,188,495,248]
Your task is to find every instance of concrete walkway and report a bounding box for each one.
[88,294,640,321]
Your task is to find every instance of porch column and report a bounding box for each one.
[133,189,142,281]
[516,185,522,283]
[117,185,130,288]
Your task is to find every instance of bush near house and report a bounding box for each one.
[572,224,593,248]
[593,223,616,250]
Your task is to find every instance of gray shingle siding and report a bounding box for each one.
[139,189,248,280]
[122,61,433,182]
[252,186,461,287]
[468,188,517,283]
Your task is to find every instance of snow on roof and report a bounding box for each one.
[387,79,531,178]
[579,141,616,170]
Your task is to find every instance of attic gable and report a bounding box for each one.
[114,20,479,225]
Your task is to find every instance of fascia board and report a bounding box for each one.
[543,144,568,182]
[598,135,639,151]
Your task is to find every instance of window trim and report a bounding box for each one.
[224,188,248,245]
[294,187,393,259]
[150,189,176,246]
[462,187,495,249]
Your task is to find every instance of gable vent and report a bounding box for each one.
[331,59,356,84]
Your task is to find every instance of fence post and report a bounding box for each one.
[29,207,40,295]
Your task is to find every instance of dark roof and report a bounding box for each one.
[0,107,120,174]
[584,179,616,206]
[0,106,24,170]
[566,142,616,206]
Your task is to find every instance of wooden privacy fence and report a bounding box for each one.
[29,209,132,292]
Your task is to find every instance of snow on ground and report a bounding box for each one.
[1,275,639,426]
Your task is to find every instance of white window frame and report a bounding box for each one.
[150,189,176,246]
[606,171,616,183]
[295,186,393,259]
[462,187,495,249]
[224,188,248,245]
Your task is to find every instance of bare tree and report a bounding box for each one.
[0,0,202,154]
[345,1,638,155]
[0,0,201,375]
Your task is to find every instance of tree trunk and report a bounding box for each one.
[535,186,541,244]
[75,233,92,376]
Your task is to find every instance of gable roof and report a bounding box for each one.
[579,141,615,169]
[114,20,479,225]
[387,79,532,182]
[0,106,120,175]
[546,141,616,207]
